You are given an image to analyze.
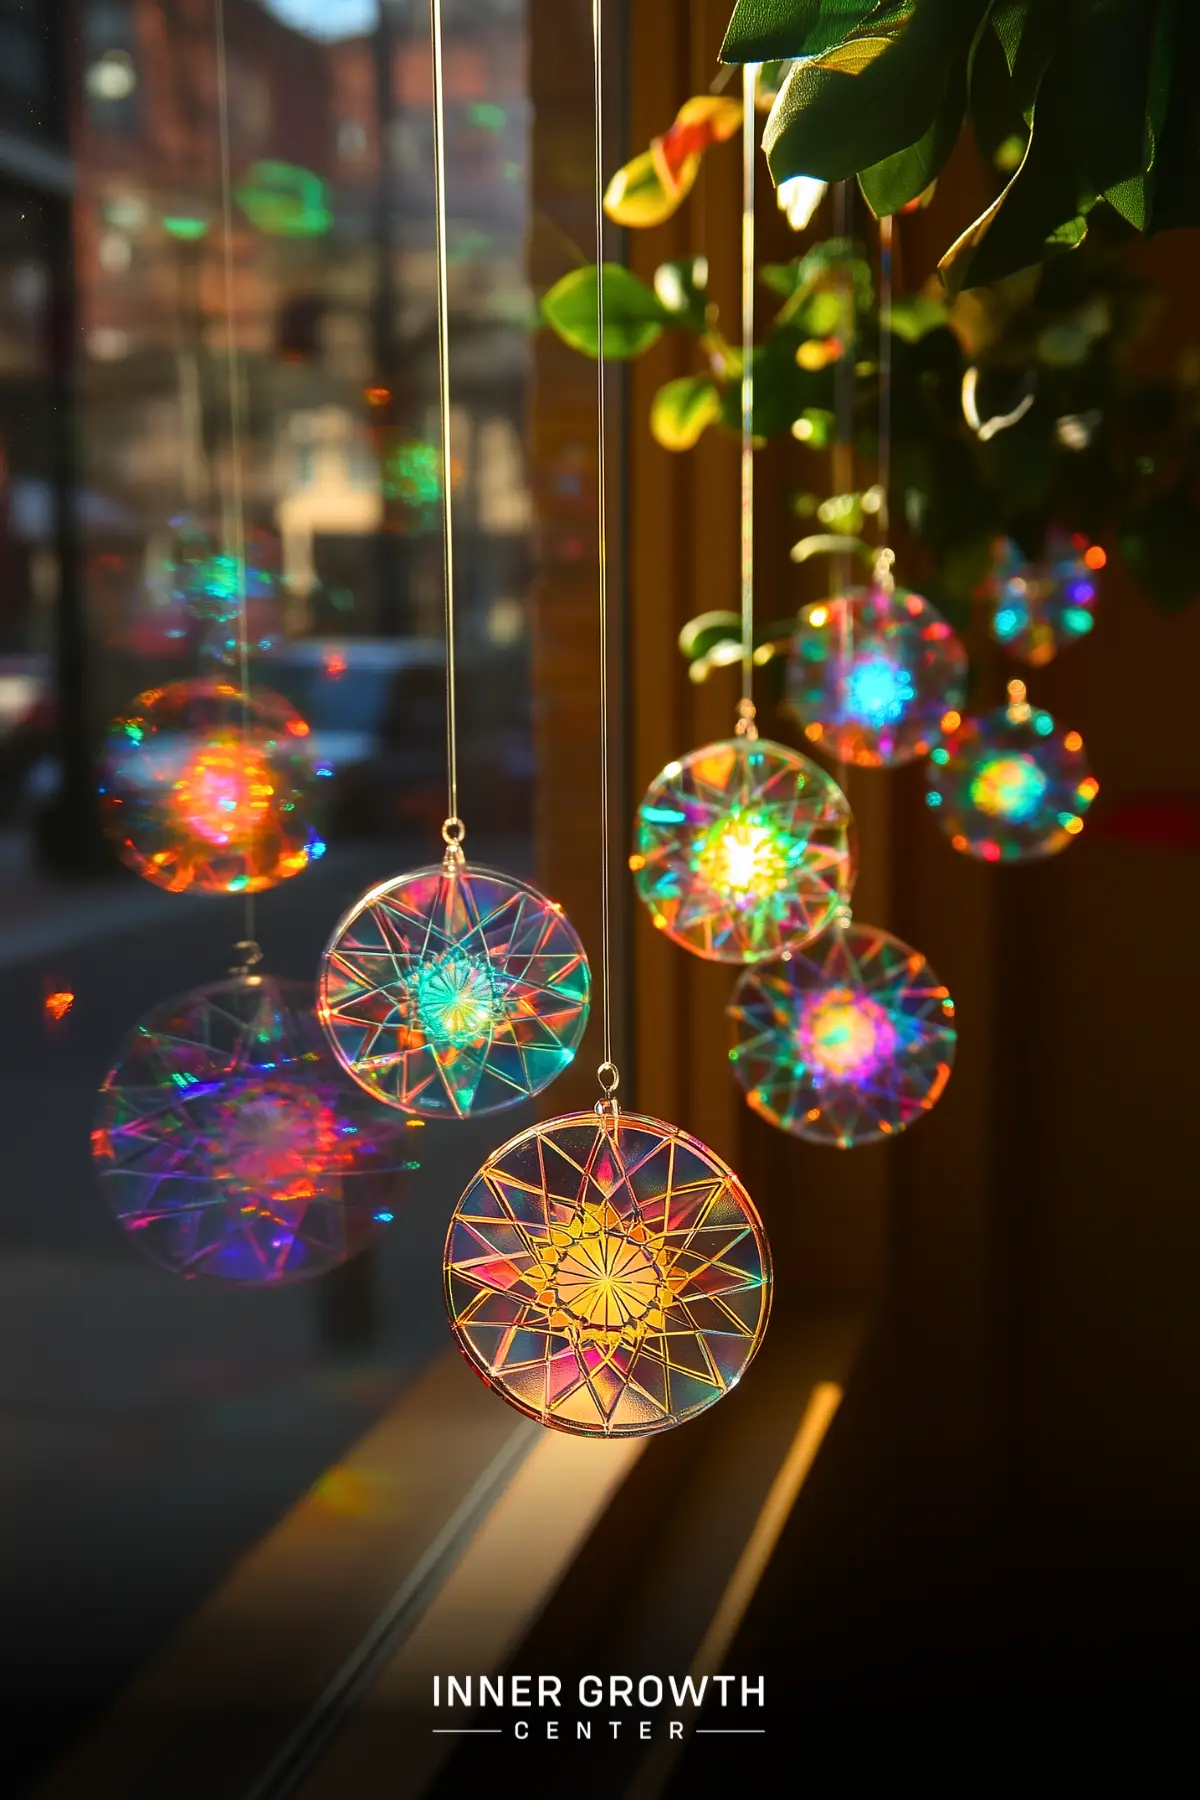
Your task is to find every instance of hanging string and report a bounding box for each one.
[213,0,257,967]
[832,181,856,835]
[877,212,894,545]
[430,0,463,856]
[737,62,758,739]
[592,0,617,1102]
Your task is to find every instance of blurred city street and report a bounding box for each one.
[0,831,532,1785]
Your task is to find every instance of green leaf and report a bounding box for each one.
[1146,0,1176,161]
[1149,3,1200,230]
[858,33,970,216]
[604,151,684,229]
[651,376,723,450]
[940,61,1096,294]
[792,408,835,447]
[1104,175,1150,232]
[990,0,1057,113]
[721,0,877,64]
[653,256,710,331]
[968,10,1037,175]
[761,2,988,187]
[764,239,874,323]
[804,290,842,335]
[541,263,669,360]
[679,610,794,682]
[1066,0,1155,203]
[789,533,874,566]
[887,294,951,342]
[680,608,744,658]
[719,337,832,439]
[989,1,1031,74]
[679,611,742,660]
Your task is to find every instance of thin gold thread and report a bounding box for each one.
[739,63,757,730]
[431,0,460,839]
[878,211,893,541]
[833,180,855,811]
[214,0,256,954]
[592,0,613,1083]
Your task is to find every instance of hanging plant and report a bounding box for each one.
[720,1,1200,291]
[540,77,1200,634]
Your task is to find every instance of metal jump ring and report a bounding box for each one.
[230,939,263,977]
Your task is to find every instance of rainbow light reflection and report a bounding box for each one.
[95,976,419,1285]
[693,808,795,900]
[844,656,916,730]
[632,738,855,964]
[320,864,590,1118]
[788,584,967,768]
[413,948,504,1049]
[444,1110,771,1435]
[729,923,956,1148]
[968,753,1049,824]
[800,988,898,1082]
[170,738,276,849]
[925,700,1097,862]
[100,680,324,895]
[987,532,1102,666]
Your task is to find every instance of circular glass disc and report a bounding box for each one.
[788,583,967,767]
[987,530,1099,666]
[444,1109,771,1436]
[631,737,855,964]
[94,975,418,1284]
[729,923,956,1147]
[100,679,323,894]
[319,863,590,1117]
[925,698,1098,862]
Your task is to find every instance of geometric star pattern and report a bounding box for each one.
[93,976,419,1285]
[728,922,957,1148]
[444,1109,771,1436]
[319,863,590,1118]
[630,737,856,964]
[787,582,967,768]
[925,696,1098,863]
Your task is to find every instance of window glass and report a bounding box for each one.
[0,3,536,1787]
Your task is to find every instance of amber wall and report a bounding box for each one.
[532,0,1200,1708]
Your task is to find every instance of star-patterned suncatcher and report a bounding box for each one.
[729,922,957,1147]
[438,14,775,1440]
[319,863,591,1118]
[631,736,856,963]
[94,975,417,1283]
[444,1109,771,1436]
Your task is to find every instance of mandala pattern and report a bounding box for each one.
[100,679,325,894]
[987,530,1101,666]
[925,689,1098,862]
[93,976,420,1284]
[631,737,855,964]
[319,863,590,1117]
[787,583,967,767]
[444,1109,771,1436]
[729,923,956,1147]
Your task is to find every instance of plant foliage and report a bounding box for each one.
[721,1,1200,290]
[540,79,1200,633]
